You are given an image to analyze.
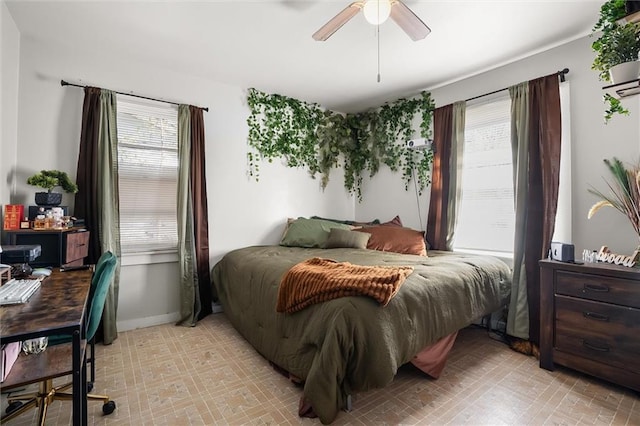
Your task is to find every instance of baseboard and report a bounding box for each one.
[117,312,181,332]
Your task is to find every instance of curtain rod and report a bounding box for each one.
[60,80,209,112]
[465,68,569,103]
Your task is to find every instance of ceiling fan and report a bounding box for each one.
[312,0,431,42]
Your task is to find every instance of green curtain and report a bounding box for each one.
[176,105,199,326]
[507,82,530,340]
[445,101,466,250]
[97,90,121,344]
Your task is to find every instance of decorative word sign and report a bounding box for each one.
[596,246,639,268]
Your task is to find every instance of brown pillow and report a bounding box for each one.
[355,225,427,256]
[380,215,403,227]
[324,228,371,249]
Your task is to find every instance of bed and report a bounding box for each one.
[211,241,511,424]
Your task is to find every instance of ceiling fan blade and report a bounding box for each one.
[389,1,431,41]
[312,2,363,41]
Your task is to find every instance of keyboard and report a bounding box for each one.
[0,278,43,305]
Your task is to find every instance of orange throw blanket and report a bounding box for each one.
[276,257,414,313]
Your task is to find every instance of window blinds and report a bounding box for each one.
[116,96,179,253]
[454,93,514,253]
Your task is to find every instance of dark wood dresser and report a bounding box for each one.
[539,259,640,392]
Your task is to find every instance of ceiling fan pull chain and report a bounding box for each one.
[377,23,381,83]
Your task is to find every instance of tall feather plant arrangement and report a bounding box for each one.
[588,158,640,242]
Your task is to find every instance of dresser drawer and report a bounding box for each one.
[65,231,90,265]
[555,295,640,373]
[556,271,640,308]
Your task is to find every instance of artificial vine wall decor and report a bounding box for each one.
[246,87,435,201]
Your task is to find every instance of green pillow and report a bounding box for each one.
[324,228,371,249]
[280,218,351,248]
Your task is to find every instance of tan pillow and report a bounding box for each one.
[324,228,371,249]
[355,225,427,256]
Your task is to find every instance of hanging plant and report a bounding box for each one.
[356,91,435,194]
[246,88,435,201]
[246,88,325,180]
[316,111,352,188]
[339,113,374,201]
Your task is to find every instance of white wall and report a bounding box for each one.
[0,1,20,208]
[358,35,640,257]
[13,37,354,330]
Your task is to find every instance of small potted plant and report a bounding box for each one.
[591,0,640,122]
[27,170,78,206]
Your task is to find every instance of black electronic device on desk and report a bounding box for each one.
[0,244,42,278]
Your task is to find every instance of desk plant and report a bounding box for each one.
[27,170,78,206]
[588,158,640,243]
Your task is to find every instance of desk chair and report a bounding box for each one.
[47,251,116,390]
[3,252,118,424]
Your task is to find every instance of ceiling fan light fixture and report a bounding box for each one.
[363,0,391,25]
[312,0,429,42]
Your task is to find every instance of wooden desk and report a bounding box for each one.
[0,268,92,425]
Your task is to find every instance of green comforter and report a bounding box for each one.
[211,246,511,423]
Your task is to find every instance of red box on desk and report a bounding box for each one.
[3,205,24,230]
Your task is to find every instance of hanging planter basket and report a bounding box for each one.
[35,192,63,206]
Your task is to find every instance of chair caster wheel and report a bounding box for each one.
[6,401,23,415]
[87,382,94,392]
[102,400,116,415]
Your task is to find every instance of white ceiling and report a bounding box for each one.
[6,0,601,113]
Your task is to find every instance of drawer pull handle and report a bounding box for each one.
[583,283,609,293]
[583,311,609,322]
[582,340,610,352]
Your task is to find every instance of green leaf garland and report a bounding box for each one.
[246,88,435,201]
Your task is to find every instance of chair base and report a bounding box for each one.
[2,379,115,424]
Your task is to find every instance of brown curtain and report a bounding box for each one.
[74,87,102,264]
[426,104,453,251]
[525,75,562,345]
[189,106,212,319]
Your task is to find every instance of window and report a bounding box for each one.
[116,96,179,254]
[453,92,514,254]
